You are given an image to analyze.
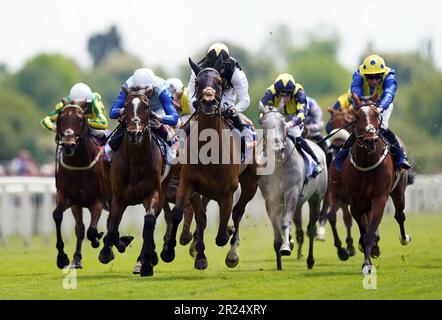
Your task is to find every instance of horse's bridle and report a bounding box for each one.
[56,104,88,148]
[124,91,154,137]
[194,68,222,117]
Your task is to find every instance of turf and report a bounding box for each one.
[0,212,441,300]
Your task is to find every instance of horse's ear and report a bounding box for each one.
[327,107,334,114]
[212,55,223,73]
[189,57,202,76]
[348,105,356,116]
[61,97,69,106]
[145,86,154,98]
[351,92,360,107]
[371,91,379,103]
[121,84,129,95]
[259,103,270,114]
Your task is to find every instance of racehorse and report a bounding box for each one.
[258,107,328,270]
[161,56,260,270]
[341,93,411,274]
[98,86,164,277]
[320,107,356,260]
[53,100,108,269]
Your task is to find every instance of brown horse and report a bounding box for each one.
[321,108,357,260]
[98,86,164,277]
[161,57,260,270]
[341,94,411,274]
[53,101,109,269]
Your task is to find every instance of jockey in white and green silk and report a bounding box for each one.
[41,83,108,143]
[333,54,412,171]
[259,73,323,178]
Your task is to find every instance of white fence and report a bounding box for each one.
[0,174,441,246]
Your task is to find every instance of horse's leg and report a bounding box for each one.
[279,187,299,256]
[87,200,104,249]
[139,190,161,277]
[99,197,127,264]
[293,207,304,259]
[391,175,411,245]
[306,195,321,269]
[316,195,328,241]
[53,202,70,269]
[71,205,84,269]
[161,181,194,263]
[327,200,349,261]
[363,196,387,275]
[342,205,355,257]
[265,198,283,270]
[190,195,208,270]
[225,168,259,268]
[180,203,194,245]
[217,194,234,249]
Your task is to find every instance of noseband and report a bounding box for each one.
[195,68,222,117]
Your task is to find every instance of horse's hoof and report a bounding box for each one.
[279,243,292,256]
[362,264,372,275]
[347,246,356,257]
[194,258,208,270]
[133,261,142,274]
[98,247,115,264]
[70,260,83,269]
[180,232,193,246]
[160,248,175,263]
[225,254,239,268]
[119,236,134,248]
[400,234,411,246]
[315,226,326,241]
[338,247,349,261]
[307,257,315,269]
[140,263,153,277]
[57,253,70,269]
[215,236,229,247]
[91,239,100,249]
[371,245,381,259]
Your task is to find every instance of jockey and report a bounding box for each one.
[188,43,250,128]
[325,90,354,134]
[166,77,195,124]
[259,73,323,178]
[108,68,179,160]
[333,54,412,171]
[304,96,329,156]
[41,82,108,143]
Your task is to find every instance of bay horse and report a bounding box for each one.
[320,107,357,260]
[342,93,411,274]
[258,107,328,270]
[161,56,260,270]
[98,86,164,277]
[53,101,108,269]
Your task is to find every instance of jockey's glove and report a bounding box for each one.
[222,106,238,118]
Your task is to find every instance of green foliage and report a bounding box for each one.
[0,89,53,162]
[7,54,82,110]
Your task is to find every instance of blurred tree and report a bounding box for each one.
[7,54,82,110]
[0,89,52,163]
[0,64,8,84]
[88,25,122,67]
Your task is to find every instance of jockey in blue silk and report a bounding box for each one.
[332,54,412,171]
[107,68,179,155]
[325,90,354,134]
[259,73,323,178]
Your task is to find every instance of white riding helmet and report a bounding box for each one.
[69,83,93,102]
[132,68,155,88]
[166,78,184,93]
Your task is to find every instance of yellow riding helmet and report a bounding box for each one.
[207,42,230,60]
[360,54,387,75]
[274,73,296,95]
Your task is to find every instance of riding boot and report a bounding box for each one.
[332,132,356,172]
[228,114,246,162]
[380,128,412,170]
[295,136,323,178]
[109,124,126,151]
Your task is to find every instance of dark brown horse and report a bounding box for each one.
[161,57,260,270]
[98,86,164,277]
[321,107,356,260]
[341,94,411,274]
[53,101,109,269]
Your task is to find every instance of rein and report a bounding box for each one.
[59,150,103,171]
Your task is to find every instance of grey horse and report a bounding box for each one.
[258,107,328,270]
